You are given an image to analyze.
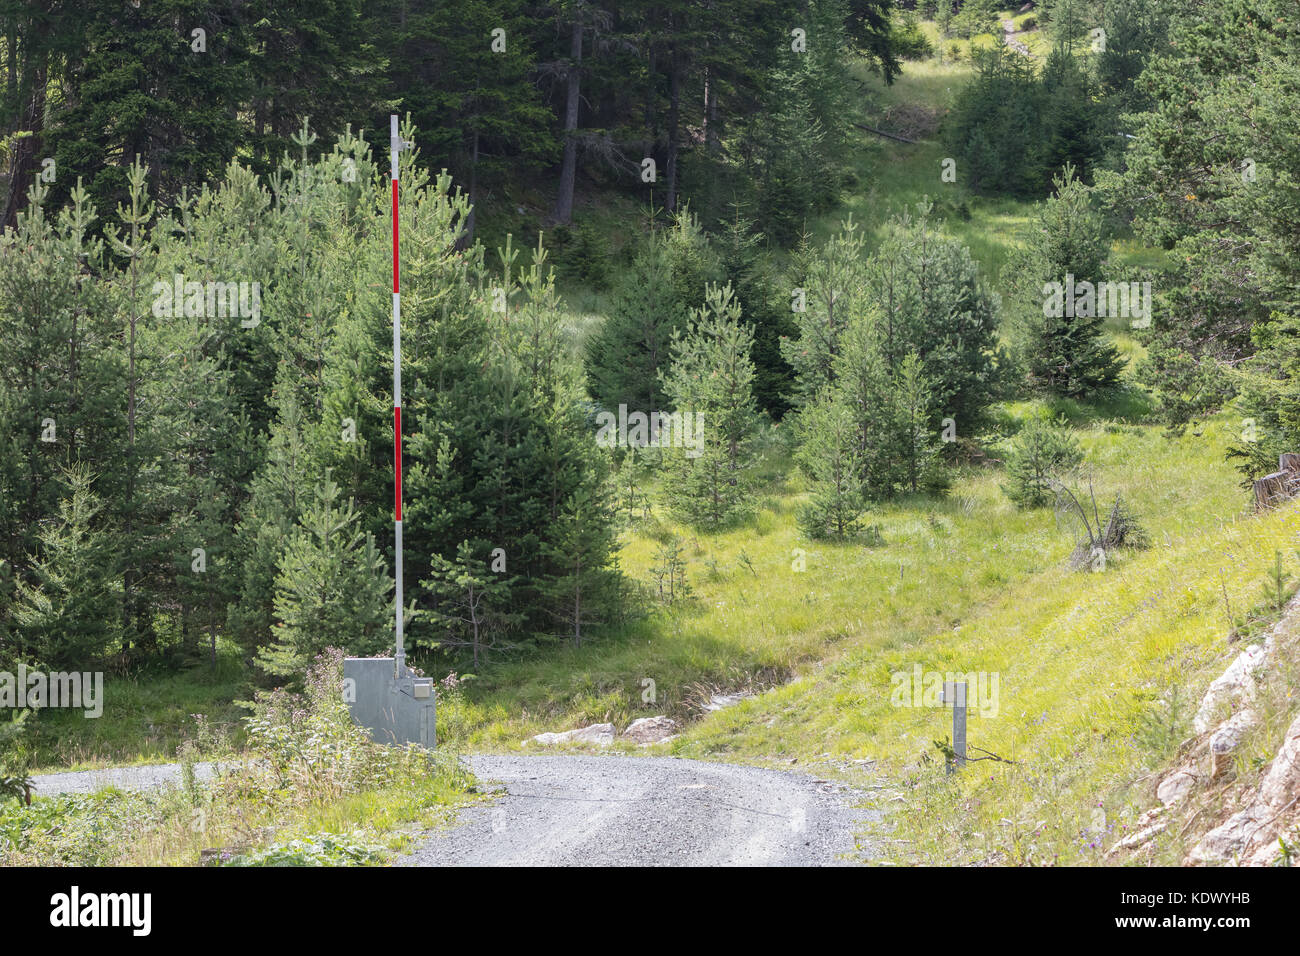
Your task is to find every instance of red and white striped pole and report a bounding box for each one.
[390,114,408,679]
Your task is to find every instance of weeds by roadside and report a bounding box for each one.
[0,649,476,866]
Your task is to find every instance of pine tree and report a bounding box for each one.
[1007,166,1123,398]
[863,204,1002,434]
[1099,0,1297,427]
[228,386,311,656]
[0,180,124,640]
[1001,418,1083,508]
[894,352,940,495]
[795,392,866,539]
[257,477,394,680]
[832,316,943,499]
[12,467,121,670]
[660,282,760,528]
[103,157,155,654]
[781,217,867,406]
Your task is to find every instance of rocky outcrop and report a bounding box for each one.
[1111,593,1300,864]
[1192,642,1269,734]
[1187,711,1300,865]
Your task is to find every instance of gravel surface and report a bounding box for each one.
[401,753,875,867]
[31,762,222,796]
[32,753,876,866]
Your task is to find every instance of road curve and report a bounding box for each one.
[401,753,874,867]
[30,753,876,866]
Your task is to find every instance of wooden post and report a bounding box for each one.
[943,681,968,773]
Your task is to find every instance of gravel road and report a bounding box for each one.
[402,754,874,867]
[31,753,875,866]
[30,762,222,796]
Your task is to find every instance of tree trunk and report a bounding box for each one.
[704,64,719,154]
[3,55,47,230]
[665,46,681,214]
[550,17,584,226]
[457,128,479,249]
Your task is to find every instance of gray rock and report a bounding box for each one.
[622,716,677,744]
[1107,821,1167,857]
[1187,712,1300,865]
[526,722,615,748]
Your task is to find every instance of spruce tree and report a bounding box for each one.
[257,477,393,681]
[424,541,521,667]
[1001,418,1084,508]
[781,217,867,407]
[1006,167,1123,398]
[585,212,721,415]
[660,283,760,528]
[539,483,618,648]
[715,208,794,418]
[795,392,866,539]
[12,467,121,670]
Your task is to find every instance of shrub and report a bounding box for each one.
[1001,419,1083,508]
[243,647,464,798]
[893,12,934,61]
[222,832,386,867]
[1053,480,1150,571]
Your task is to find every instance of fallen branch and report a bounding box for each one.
[964,746,1018,765]
[852,122,920,145]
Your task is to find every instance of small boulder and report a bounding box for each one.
[525,722,615,748]
[622,716,677,744]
